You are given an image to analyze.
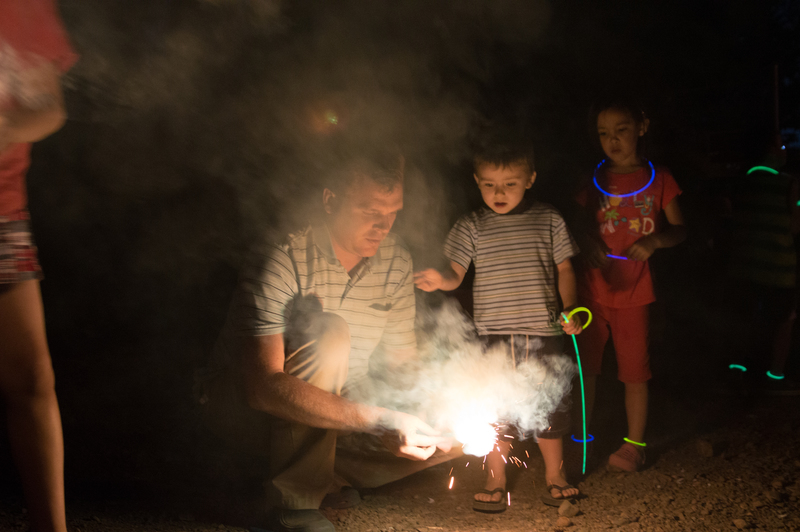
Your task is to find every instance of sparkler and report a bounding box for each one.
[452,402,499,457]
[562,307,594,475]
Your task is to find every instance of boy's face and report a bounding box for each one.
[474,161,535,214]
[597,108,648,168]
[324,175,404,260]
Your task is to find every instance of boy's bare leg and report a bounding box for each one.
[538,438,578,497]
[0,280,67,532]
[624,382,648,444]
[474,441,508,503]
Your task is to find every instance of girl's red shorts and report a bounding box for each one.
[576,302,651,383]
[0,210,43,286]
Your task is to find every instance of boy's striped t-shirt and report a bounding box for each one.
[216,222,417,391]
[444,201,579,336]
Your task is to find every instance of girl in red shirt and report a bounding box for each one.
[575,98,686,472]
[1,2,76,531]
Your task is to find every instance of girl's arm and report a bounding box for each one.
[0,64,67,153]
[573,202,611,269]
[556,258,583,334]
[413,261,467,292]
[625,197,687,261]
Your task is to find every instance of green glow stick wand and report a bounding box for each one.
[561,307,593,475]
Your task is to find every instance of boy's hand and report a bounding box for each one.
[414,269,444,292]
[559,312,583,335]
[625,236,657,261]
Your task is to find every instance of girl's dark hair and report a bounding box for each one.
[589,94,649,159]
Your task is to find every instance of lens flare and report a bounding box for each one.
[452,404,497,456]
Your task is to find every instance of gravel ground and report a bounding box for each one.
[0,385,797,532]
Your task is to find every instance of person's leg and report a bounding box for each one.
[268,312,351,510]
[623,382,648,444]
[611,305,650,444]
[473,440,509,504]
[0,280,66,532]
[531,336,579,498]
[765,287,796,376]
[608,305,650,471]
[537,437,578,497]
[572,302,609,434]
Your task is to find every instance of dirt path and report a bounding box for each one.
[1,386,798,532]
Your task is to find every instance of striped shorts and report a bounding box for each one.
[0,210,43,286]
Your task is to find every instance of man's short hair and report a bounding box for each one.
[472,126,535,174]
[323,139,405,195]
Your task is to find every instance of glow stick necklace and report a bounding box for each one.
[561,307,593,474]
[593,160,656,198]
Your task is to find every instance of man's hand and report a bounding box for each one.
[625,235,657,261]
[559,311,583,335]
[413,269,445,292]
[379,411,443,461]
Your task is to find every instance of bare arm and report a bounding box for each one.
[625,197,687,261]
[241,333,442,459]
[414,261,468,292]
[242,333,384,433]
[556,259,582,334]
[573,202,610,269]
[0,63,67,152]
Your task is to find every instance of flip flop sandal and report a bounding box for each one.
[541,484,579,507]
[472,487,508,513]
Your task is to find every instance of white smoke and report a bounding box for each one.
[360,299,576,455]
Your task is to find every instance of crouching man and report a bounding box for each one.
[200,147,458,532]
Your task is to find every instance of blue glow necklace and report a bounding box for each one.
[593,160,655,198]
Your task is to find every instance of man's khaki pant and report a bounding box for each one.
[204,311,460,510]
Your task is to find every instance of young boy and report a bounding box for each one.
[415,131,583,511]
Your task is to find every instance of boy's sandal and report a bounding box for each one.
[541,484,580,507]
[472,488,508,513]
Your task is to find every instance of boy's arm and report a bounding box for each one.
[625,197,687,261]
[556,258,583,335]
[414,261,468,292]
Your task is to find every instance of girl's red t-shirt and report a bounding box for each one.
[576,166,682,308]
[0,0,78,216]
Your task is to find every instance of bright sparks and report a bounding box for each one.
[452,403,498,456]
[449,477,454,489]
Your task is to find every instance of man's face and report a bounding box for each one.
[474,161,535,214]
[325,176,404,260]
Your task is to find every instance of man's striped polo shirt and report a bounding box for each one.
[444,201,579,336]
[221,221,417,390]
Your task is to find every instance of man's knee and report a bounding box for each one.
[314,313,350,361]
[284,312,350,393]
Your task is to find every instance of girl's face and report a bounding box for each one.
[597,108,648,168]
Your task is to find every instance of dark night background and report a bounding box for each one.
[3,0,800,517]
